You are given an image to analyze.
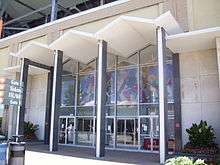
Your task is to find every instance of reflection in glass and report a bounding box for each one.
[61,76,75,106]
[166,64,174,103]
[140,66,159,103]
[116,119,138,147]
[106,71,115,104]
[59,118,66,144]
[140,117,151,150]
[105,106,114,116]
[139,105,159,116]
[106,118,114,146]
[140,64,174,103]
[76,106,93,116]
[117,68,138,104]
[78,74,95,106]
[117,53,138,68]
[140,46,157,65]
[76,118,94,146]
[117,105,138,116]
[67,118,74,144]
[79,61,96,73]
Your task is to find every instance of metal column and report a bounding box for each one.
[44,70,53,144]
[49,50,63,151]
[157,27,168,164]
[50,0,58,22]
[16,58,29,136]
[96,40,107,158]
[173,54,182,151]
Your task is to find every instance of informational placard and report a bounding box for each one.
[0,78,23,106]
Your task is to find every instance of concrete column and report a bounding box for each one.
[16,58,29,136]
[44,70,53,144]
[49,50,63,151]
[96,40,107,158]
[157,27,168,164]
[216,38,220,87]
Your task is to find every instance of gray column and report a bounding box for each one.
[50,0,58,22]
[16,58,29,136]
[96,40,107,158]
[157,27,168,164]
[173,54,182,151]
[44,70,53,144]
[49,50,63,151]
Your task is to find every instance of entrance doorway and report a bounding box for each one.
[76,117,94,146]
[140,116,159,152]
[58,116,75,144]
[116,118,138,148]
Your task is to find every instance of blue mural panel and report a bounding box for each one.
[117,68,138,104]
[140,64,174,103]
[61,76,75,106]
[79,74,95,106]
[106,71,115,104]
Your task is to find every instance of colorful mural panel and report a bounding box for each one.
[106,71,115,104]
[61,76,75,106]
[78,74,95,106]
[117,68,138,105]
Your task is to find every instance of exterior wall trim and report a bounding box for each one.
[0,0,163,49]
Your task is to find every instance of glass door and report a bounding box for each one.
[76,117,94,146]
[59,117,67,144]
[140,116,159,152]
[67,117,75,144]
[116,118,138,148]
[105,118,114,147]
[59,116,75,145]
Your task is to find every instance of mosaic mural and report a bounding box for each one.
[61,76,75,106]
[117,68,138,105]
[78,74,95,106]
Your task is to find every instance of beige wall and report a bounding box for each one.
[25,74,48,140]
[67,4,162,33]
[20,35,47,49]
[0,47,9,77]
[187,0,220,31]
[180,49,220,146]
[216,38,220,87]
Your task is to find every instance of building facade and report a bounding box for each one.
[0,0,220,163]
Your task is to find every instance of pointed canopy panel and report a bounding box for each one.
[96,11,183,58]
[49,11,183,63]
[4,65,49,75]
[96,16,156,57]
[16,42,54,66]
[50,30,98,64]
[167,27,220,53]
[155,11,183,35]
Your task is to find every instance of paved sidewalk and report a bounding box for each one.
[25,144,160,165]
[25,151,151,165]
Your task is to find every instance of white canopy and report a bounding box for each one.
[4,65,49,75]
[49,11,183,64]
[50,30,98,64]
[167,27,220,53]
[16,42,54,66]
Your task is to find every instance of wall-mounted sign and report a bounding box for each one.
[0,78,23,106]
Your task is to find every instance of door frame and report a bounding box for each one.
[116,117,138,148]
[139,115,159,152]
[58,116,75,145]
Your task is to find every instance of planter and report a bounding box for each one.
[184,143,219,155]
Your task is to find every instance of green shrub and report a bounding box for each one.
[186,120,215,148]
[24,121,39,140]
[165,157,207,165]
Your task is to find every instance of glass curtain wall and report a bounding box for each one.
[58,45,176,153]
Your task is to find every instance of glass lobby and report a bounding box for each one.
[58,45,175,153]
